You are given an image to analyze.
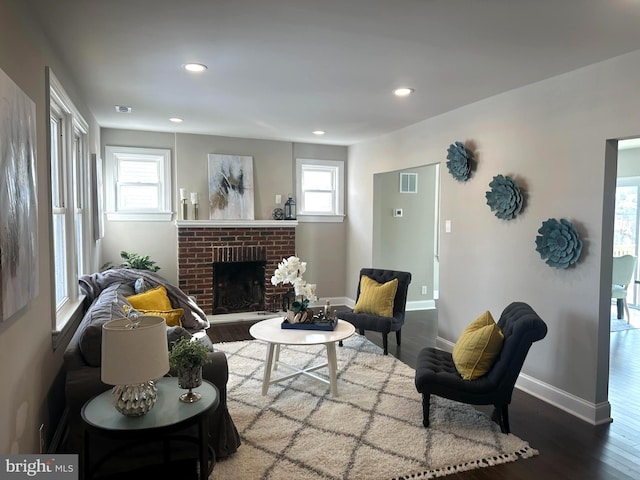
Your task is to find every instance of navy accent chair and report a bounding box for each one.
[338,268,412,355]
[414,302,547,434]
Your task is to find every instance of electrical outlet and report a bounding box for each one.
[275,194,282,204]
[421,285,428,295]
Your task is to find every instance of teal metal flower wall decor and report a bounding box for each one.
[485,174,523,220]
[446,141,472,182]
[535,218,583,269]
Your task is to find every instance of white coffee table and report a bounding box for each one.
[249,316,355,397]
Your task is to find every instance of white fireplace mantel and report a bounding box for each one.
[175,219,298,228]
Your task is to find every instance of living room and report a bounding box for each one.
[2,0,640,478]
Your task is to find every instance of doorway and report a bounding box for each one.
[613,139,640,318]
[372,163,440,310]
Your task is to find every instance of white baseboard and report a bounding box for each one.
[435,336,612,426]
[338,298,435,312]
[407,300,436,311]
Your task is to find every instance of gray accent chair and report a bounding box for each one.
[338,268,412,355]
[414,302,547,434]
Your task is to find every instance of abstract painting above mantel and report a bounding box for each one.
[208,153,255,220]
[0,66,38,322]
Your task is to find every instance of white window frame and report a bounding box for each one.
[49,69,90,337]
[104,146,172,221]
[295,158,345,223]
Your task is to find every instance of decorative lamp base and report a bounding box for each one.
[179,389,202,403]
[112,381,158,416]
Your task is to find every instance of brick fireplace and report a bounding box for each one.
[176,220,297,315]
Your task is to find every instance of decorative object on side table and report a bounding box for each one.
[446,141,473,182]
[271,255,318,324]
[169,337,212,403]
[535,218,583,269]
[101,316,170,416]
[485,174,524,220]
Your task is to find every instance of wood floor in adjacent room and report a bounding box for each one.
[208,308,640,479]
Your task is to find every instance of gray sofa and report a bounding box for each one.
[60,269,240,471]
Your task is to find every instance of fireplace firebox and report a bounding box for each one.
[212,261,266,314]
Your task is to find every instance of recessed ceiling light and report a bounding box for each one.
[313,130,326,135]
[393,87,414,97]
[183,63,207,73]
[169,117,183,123]
[115,105,132,113]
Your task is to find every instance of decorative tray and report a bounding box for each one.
[281,318,337,331]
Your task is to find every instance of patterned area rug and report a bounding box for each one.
[212,335,538,480]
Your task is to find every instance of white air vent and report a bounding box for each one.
[399,172,418,193]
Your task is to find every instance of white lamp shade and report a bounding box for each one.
[101,316,169,385]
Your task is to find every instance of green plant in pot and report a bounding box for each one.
[119,250,160,272]
[169,337,211,403]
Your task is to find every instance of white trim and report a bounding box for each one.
[296,158,345,217]
[175,219,298,228]
[515,373,612,426]
[406,300,436,311]
[107,212,173,222]
[296,214,344,223]
[340,297,434,312]
[104,145,172,221]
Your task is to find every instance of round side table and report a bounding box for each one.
[81,377,218,480]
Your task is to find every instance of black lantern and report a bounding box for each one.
[284,195,296,220]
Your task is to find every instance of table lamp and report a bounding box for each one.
[101,316,170,416]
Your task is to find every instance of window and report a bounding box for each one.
[49,69,89,334]
[104,146,172,221]
[295,158,345,222]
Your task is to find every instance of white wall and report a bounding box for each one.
[0,0,100,454]
[348,49,640,424]
[100,130,349,299]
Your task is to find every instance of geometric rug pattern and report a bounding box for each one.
[212,335,538,479]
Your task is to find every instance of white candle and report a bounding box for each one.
[190,192,199,204]
[179,188,187,201]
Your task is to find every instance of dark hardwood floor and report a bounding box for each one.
[208,309,640,479]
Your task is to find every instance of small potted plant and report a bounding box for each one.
[168,337,211,402]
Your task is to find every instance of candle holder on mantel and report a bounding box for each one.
[190,192,199,220]
[181,199,188,220]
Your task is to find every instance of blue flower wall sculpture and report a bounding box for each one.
[446,141,472,182]
[535,218,583,269]
[485,174,523,220]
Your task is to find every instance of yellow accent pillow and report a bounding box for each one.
[126,285,172,311]
[139,308,184,327]
[452,310,504,380]
[353,275,398,318]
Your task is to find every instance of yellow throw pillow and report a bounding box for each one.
[353,275,398,318]
[139,308,184,327]
[452,310,504,380]
[126,285,172,311]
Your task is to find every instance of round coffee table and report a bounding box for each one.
[249,316,355,397]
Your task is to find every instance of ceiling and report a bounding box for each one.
[24,0,640,146]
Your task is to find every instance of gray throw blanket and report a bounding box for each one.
[79,268,209,330]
